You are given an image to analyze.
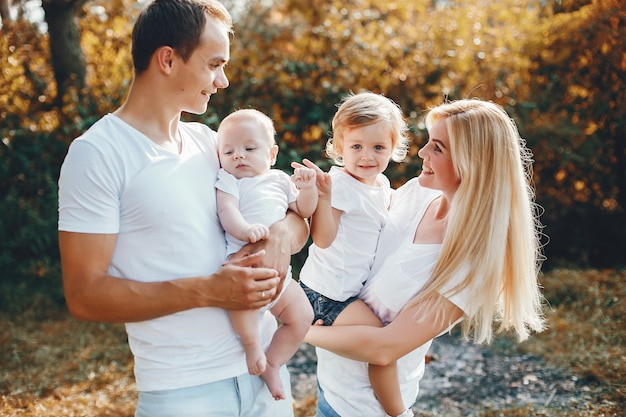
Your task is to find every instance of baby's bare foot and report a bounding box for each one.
[261,363,285,400]
[244,343,267,375]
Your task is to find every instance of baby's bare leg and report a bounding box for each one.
[334,300,405,416]
[230,309,266,375]
[263,283,313,400]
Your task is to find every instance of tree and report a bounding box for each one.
[0,0,10,22]
[42,0,88,101]
[519,0,626,265]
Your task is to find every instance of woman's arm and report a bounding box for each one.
[304,294,464,366]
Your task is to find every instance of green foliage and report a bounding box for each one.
[518,0,626,267]
[0,0,625,292]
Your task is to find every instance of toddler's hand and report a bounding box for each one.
[242,224,270,243]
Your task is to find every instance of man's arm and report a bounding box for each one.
[59,231,281,323]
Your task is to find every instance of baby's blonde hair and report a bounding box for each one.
[408,99,545,344]
[218,108,276,146]
[326,92,409,165]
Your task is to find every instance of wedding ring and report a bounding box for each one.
[261,291,266,299]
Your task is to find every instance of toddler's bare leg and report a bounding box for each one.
[230,309,266,375]
[334,299,405,416]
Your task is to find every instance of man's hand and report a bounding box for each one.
[230,211,308,299]
[214,250,281,309]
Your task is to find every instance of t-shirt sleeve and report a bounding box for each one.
[58,140,122,234]
[215,168,239,199]
[439,262,472,315]
[283,172,299,205]
[330,173,355,213]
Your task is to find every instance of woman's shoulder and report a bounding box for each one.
[393,178,440,205]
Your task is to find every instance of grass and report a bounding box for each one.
[1,268,624,416]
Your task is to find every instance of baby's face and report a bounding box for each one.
[218,119,277,179]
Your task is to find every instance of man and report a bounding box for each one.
[57,1,308,416]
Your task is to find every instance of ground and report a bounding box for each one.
[2,269,624,416]
[289,335,612,417]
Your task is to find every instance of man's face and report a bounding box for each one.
[173,17,230,115]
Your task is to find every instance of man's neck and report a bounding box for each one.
[114,81,182,149]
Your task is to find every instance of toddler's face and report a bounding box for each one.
[218,119,277,179]
[339,121,394,186]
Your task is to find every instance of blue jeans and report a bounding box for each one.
[300,282,359,326]
[135,366,293,417]
[315,384,342,417]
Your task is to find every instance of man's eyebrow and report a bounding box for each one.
[210,56,228,63]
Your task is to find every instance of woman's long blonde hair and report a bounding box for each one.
[409,99,545,343]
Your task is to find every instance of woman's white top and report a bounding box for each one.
[299,166,391,301]
[315,178,472,416]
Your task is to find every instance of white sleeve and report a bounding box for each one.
[58,140,122,234]
[439,262,472,315]
[215,168,240,199]
[330,173,355,213]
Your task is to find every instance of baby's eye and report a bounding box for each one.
[245,147,256,152]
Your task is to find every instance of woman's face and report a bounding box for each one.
[417,118,460,195]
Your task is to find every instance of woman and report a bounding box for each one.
[304,99,545,417]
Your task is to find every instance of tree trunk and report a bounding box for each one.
[42,0,87,101]
[0,0,10,22]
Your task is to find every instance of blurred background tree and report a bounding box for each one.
[0,0,624,296]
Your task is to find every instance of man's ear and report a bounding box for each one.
[270,144,279,165]
[154,46,176,74]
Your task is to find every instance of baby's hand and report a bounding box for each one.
[292,159,332,199]
[242,224,270,243]
[291,166,317,190]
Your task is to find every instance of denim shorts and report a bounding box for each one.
[315,383,342,417]
[299,282,359,326]
[135,366,293,417]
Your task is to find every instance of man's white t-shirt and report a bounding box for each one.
[58,114,278,392]
[315,178,472,416]
[299,166,391,301]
